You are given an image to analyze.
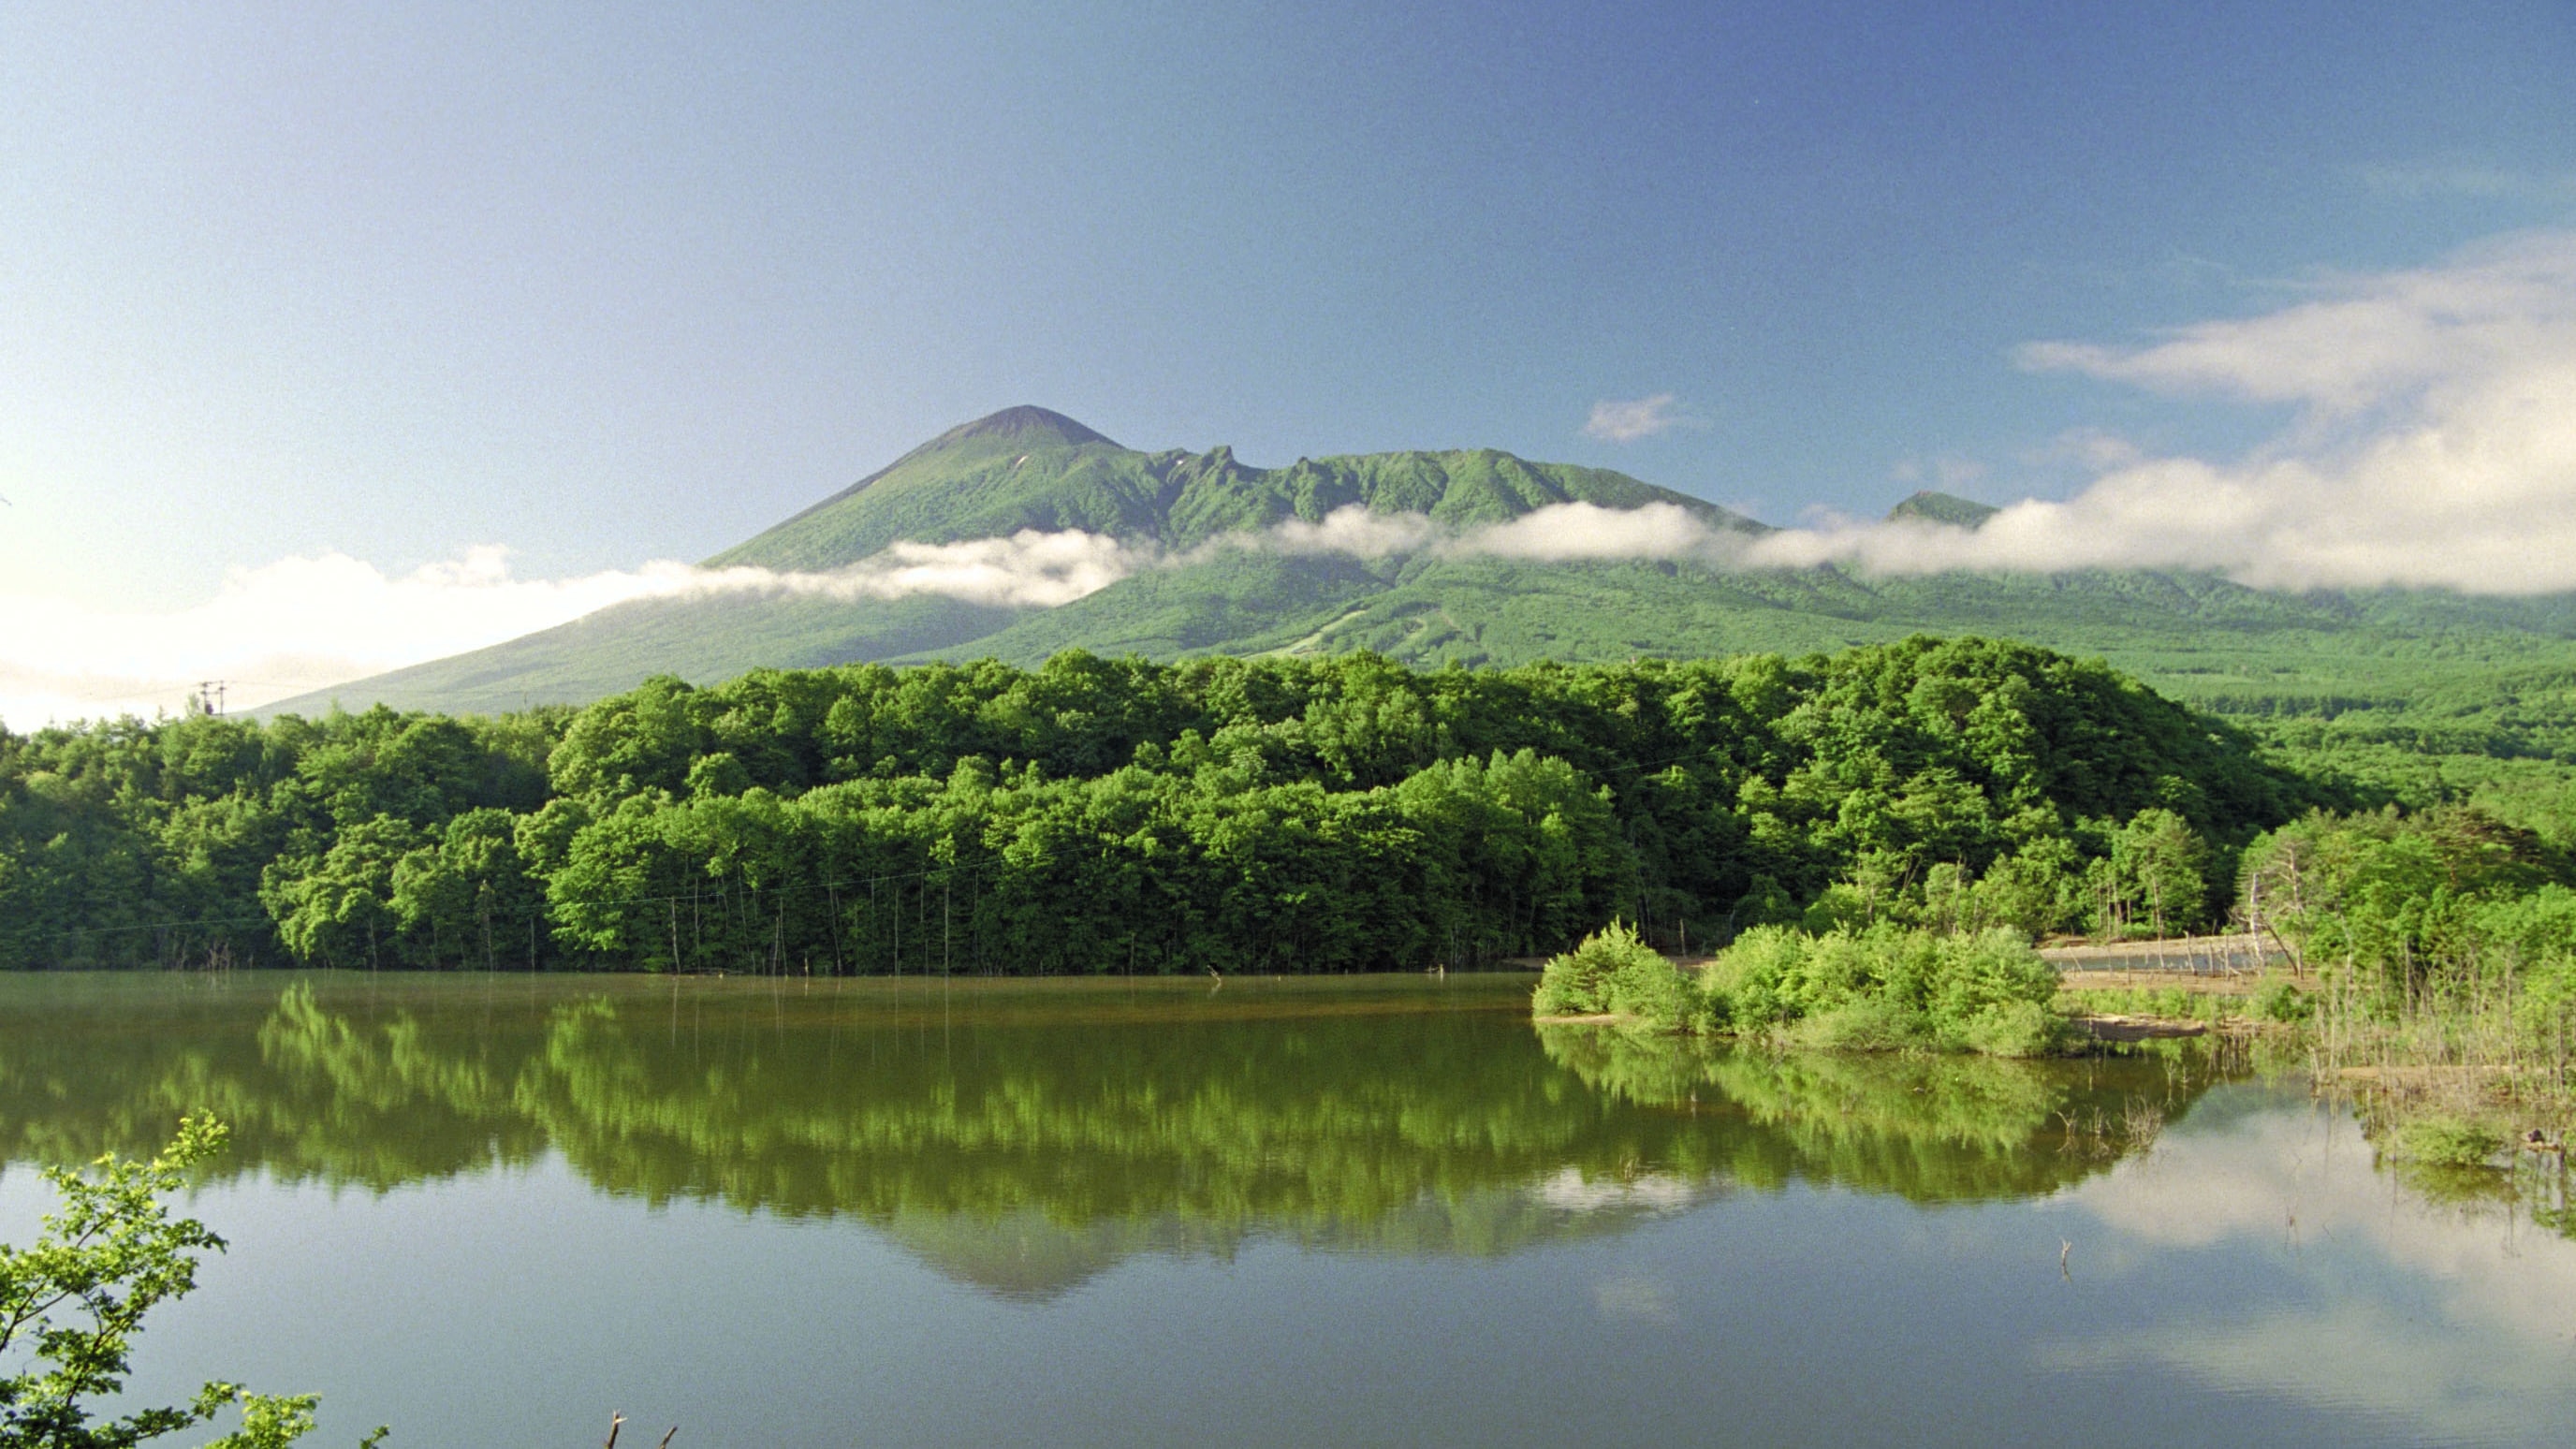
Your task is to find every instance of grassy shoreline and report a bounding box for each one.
[1539,921,2574,1176]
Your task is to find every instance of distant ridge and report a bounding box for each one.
[707,405,1755,573]
[265,407,2576,721]
[1887,490,1998,529]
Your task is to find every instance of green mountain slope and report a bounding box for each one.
[1887,490,1998,528]
[710,403,1759,569]
[267,407,2576,722]
[306,591,1028,713]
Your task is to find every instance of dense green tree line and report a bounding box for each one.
[0,638,2316,973]
[2244,806,2576,1034]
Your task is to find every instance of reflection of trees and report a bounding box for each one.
[0,977,2217,1295]
[1536,1025,2188,1201]
[0,977,545,1189]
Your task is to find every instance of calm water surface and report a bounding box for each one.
[0,972,2569,1447]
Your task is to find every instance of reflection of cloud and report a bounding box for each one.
[2041,1089,2576,1444]
[1593,1273,1679,1324]
[1530,1168,1705,1214]
[1584,393,1690,443]
[2045,1305,2560,1446]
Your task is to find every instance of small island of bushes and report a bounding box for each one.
[1533,920,2067,1057]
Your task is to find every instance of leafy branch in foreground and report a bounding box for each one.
[0,1114,381,1449]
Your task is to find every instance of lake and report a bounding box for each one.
[1,972,2569,1447]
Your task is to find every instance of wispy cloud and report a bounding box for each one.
[17,229,2576,728]
[2020,428,2145,474]
[1439,500,1714,561]
[0,533,1148,728]
[1583,392,1690,443]
[2351,160,2576,203]
[1249,506,1439,559]
[1885,228,2576,591]
[1890,454,1990,489]
[1327,234,2576,593]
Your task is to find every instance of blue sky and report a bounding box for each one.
[3,2,2574,719]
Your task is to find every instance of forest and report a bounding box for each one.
[0,636,2395,975]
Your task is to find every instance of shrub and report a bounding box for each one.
[2393,1117,2503,1168]
[1694,924,2065,1056]
[2252,974,2314,1023]
[1533,922,1695,1029]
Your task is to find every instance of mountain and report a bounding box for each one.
[270,407,2576,720]
[1886,490,1998,529]
[710,403,1760,571]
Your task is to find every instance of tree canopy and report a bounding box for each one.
[0,639,2320,974]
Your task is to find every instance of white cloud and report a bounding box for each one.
[2015,230,2576,413]
[1799,229,2576,592]
[1246,506,1440,559]
[21,229,2576,728]
[807,531,1144,607]
[1589,232,2576,597]
[0,532,1149,728]
[1441,500,1716,561]
[1583,392,1690,443]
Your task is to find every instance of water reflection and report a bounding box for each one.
[2043,1085,2576,1444]
[0,973,2208,1295]
[11,974,2576,1444]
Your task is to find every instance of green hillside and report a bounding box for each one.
[1887,490,1998,528]
[709,404,1758,569]
[269,407,2576,732]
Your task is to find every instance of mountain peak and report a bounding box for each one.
[928,406,1120,451]
[1887,490,1998,529]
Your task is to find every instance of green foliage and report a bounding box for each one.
[2241,804,2576,1129]
[2,640,2315,974]
[2251,974,2314,1023]
[1697,926,2067,1056]
[0,1116,358,1448]
[2393,1117,2504,1168]
[2108,808,2211,936]
[2242,805,2576,1014]
[1531,1026,2185,1198]
[2062,985,2232,1022]
[710,407,1752,574]
[1531,923,1693,1028]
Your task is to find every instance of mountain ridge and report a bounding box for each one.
[708,406,1761,573]
[1887,490,1999,528]
[264,407,2576,721]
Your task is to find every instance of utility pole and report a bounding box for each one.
[194,681,227,717]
